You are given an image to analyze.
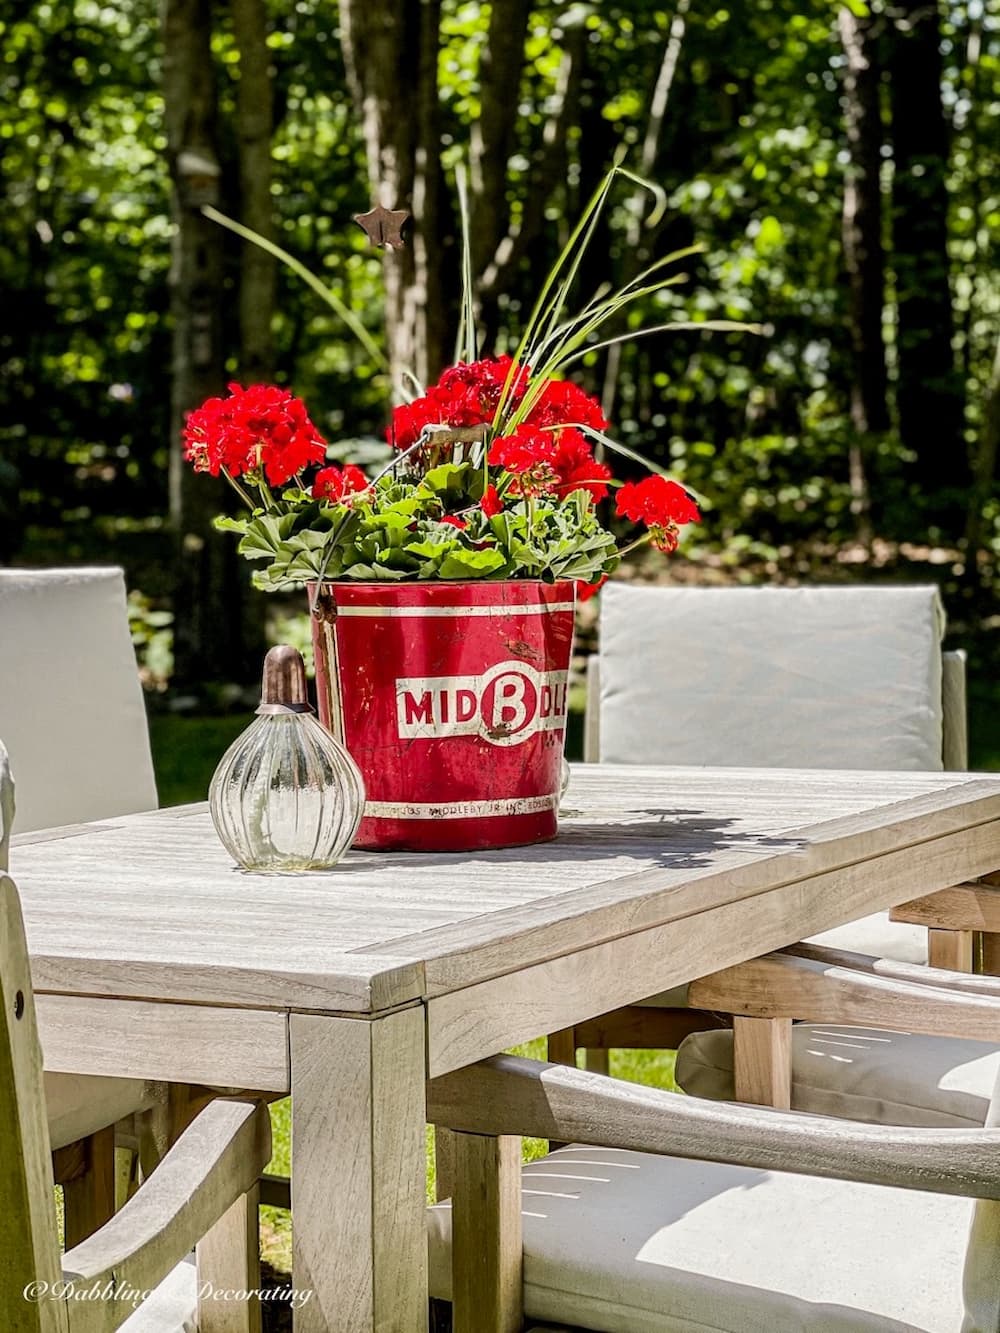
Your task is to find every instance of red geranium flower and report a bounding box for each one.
[487,424,559,497]
[552,428,612,503]
[387,356,532,449]
[183,383,326,486]
[389,397,444,450]
[615,475,701,552]
[439,514,467,530]
[312,464,368,503]
[527,378,608,432]
[575,574,608,602]
[480,484,503,518]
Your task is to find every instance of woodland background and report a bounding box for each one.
[2,0,999,755]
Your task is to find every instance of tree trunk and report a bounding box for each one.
[163,0,250,686]
[232,0,275,383]
[838,4,888,535]
[469,0,531,302]
[339,0,452,394]
[476,10,587,349]
[888,0,966,501]
[602,0,689,423]
[964,333,1000,580]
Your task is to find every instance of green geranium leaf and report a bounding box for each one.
[340,561,411,580]
[215,515,249,535]
[438,548,508,579]
[420,462,475,497]
[406,539,452,561]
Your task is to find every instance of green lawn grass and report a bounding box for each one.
[148,712,255,807]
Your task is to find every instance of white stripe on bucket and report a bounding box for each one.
[364,794,559,820]
[333,603,575,618]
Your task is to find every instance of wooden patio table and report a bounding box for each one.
[11,763,1000,1333]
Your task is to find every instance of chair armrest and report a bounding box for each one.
[62,1099,270,1312]
[788,941,1000,995]
[686,950,1000,1039]
[890,879,1000,932]
[428,1054,1000,1200]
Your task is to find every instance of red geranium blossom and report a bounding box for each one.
[480,484,503,517]
[389,397,444,451]
[487,424,560,497]
[615,475,701,552]
[183,383,326,486]
[526,378,608,433]
[439,514,468,530]
[552,428,612,503]
[312,464,368,503]
[388,356,531,449]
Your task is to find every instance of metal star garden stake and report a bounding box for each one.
[353,204,410,249]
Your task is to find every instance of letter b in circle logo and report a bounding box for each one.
[482,666,537,741]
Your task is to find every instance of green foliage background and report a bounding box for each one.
[1,0,998,623]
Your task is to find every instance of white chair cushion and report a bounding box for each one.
[428,1143,972,1331]
[675,1026,1000,1127]
[119,1255,197,1332]
[803,910,929,963]
[598,584,945,770]
[0,567,157,832]
[46,1073,159,1151]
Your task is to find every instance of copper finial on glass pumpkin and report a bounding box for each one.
[353,203,410,249]
[258,643,312,714]
[209,646,365,871]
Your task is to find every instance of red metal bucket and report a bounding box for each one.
[310,581,575,851]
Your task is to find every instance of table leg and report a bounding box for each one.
[290,1007,428,1333]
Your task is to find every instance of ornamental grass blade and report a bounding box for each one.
[454,164,478,366]
[560,319,764,369]
[201,205,388,371]
[493,169,618,428]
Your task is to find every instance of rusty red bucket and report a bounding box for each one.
[309,581,575,851]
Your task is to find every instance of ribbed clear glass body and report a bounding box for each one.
[209,713,365,871]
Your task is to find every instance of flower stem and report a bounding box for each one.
[221,468,257,511]
[616,534,651,559]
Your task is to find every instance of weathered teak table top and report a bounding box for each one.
[12,764,1000,1332]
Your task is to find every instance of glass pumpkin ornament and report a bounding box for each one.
[209,645,365,871]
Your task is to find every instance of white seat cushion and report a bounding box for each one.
[428,1144,972,1331]
[598,584,945,770]
[803,910,929,964]
[675,1026,1000,1127]
[119,1255,197,1332]
[0,567,157,832]
[46,1073,159,1151]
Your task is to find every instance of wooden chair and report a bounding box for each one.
[427,1003,1000,1333]
[0,570,164,1243]
[1,863,271,1332]
[551,583,977,1075]
[676,943,1000,1123]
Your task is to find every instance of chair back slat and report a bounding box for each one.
[0,872,66,1330]
[0,740,13,871]
[941,649,968,771]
